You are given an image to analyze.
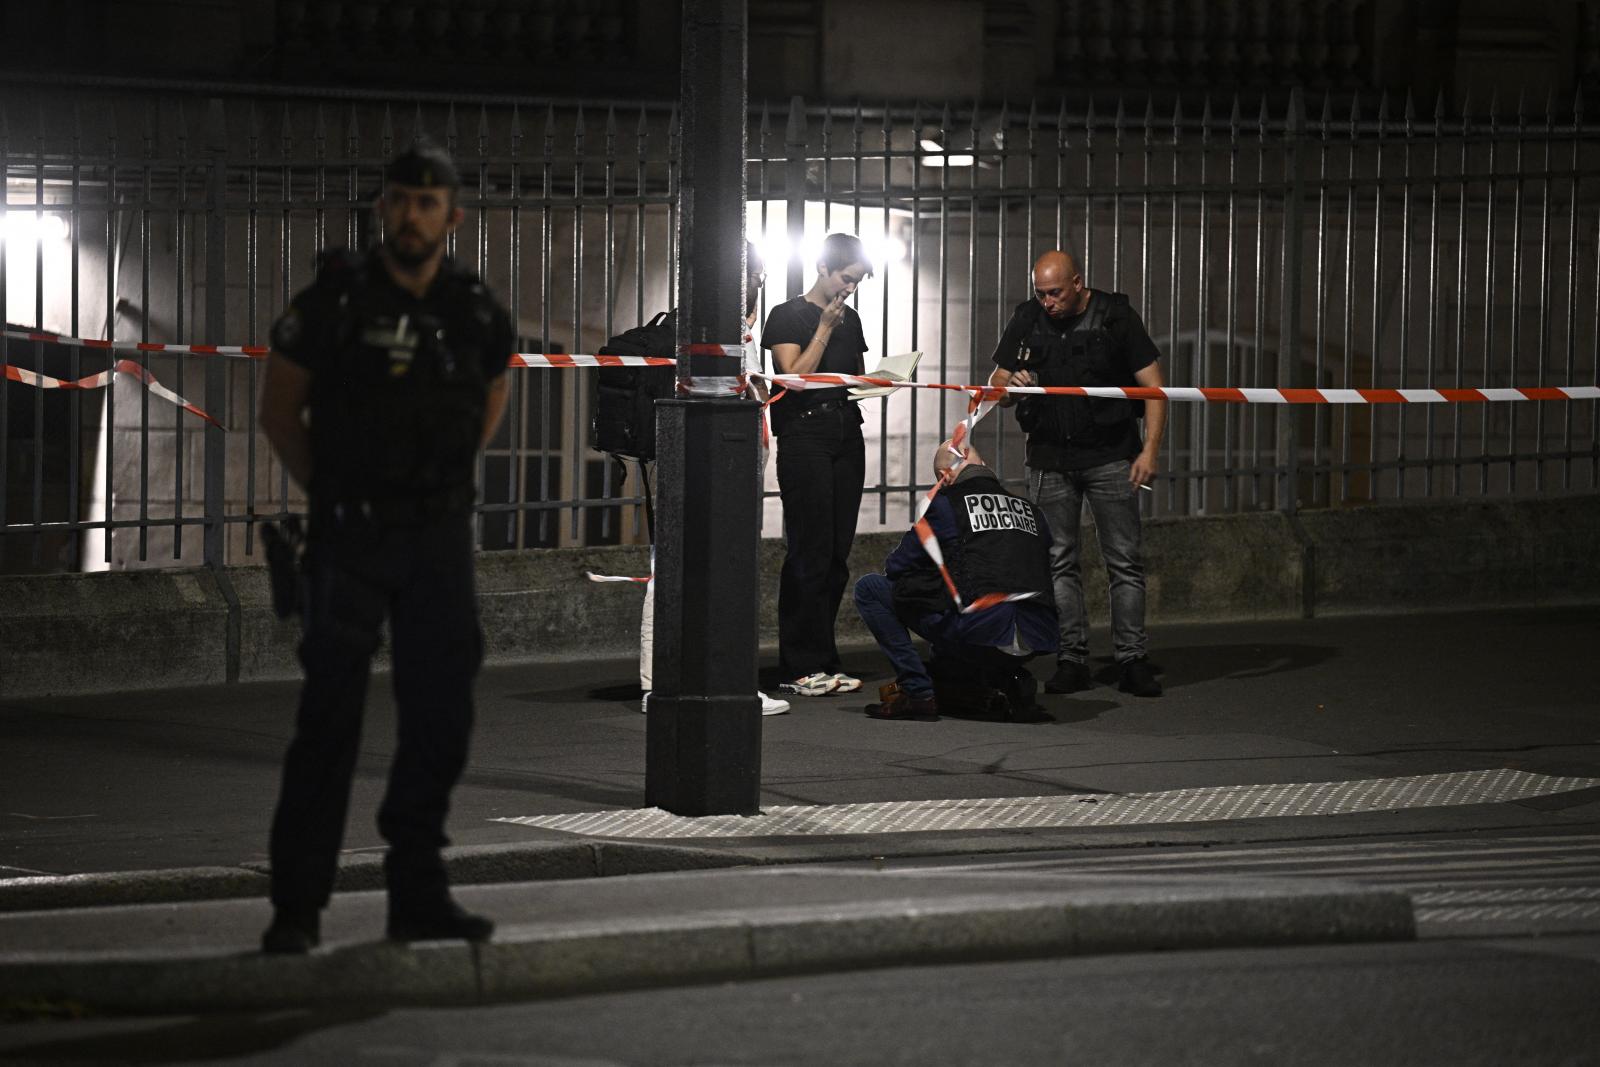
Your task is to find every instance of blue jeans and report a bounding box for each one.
[852,573,971,699]
[1028,460,1148,664]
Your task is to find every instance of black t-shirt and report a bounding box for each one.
[761,296,868,434]
[990,291,1160,471]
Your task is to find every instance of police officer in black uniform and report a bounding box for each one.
[852,439,1058,721]
[258,141,514,953]
[987,249,1168,699]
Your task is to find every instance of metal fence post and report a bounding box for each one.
[784,96,807,299]
[204,99,229,567]
[1277,88,1306,514]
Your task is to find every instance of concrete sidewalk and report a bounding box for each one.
[0,864,1415,1012]
[1,606,1595,1012]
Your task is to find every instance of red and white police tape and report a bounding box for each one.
[1,358,222,428]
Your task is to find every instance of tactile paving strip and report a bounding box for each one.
[494,769,1600,840]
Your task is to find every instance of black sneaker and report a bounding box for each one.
[261,907,320,955]
[1044,660,1093,694]
[1118,656,1163,697]
[387,900,495,944]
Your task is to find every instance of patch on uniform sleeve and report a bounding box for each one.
[270,307,303,353]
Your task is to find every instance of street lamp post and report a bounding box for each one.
[646,0,763,816]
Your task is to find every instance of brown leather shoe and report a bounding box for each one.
[864,682,939,721]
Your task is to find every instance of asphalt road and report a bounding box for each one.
[4,934,1597,1065]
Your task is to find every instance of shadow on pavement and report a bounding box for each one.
[1088,643,1340,691]
[0,1006,387,1063]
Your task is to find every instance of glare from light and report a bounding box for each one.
[754,225,908,276]
[921,152,974,167]
[0,212,70,248]
[919,138,944,152]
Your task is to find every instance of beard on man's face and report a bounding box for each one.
[385,225,442,268]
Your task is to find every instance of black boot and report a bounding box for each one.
[387,898,495,943]
[1044,660,1093,694]
[261,906,321,954]
[1118,656,1163,697]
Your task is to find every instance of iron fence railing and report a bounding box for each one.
[2,84,1597,574]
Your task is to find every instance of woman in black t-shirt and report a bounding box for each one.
[761,233,873,698]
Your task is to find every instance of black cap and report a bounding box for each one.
[384,140,460,190]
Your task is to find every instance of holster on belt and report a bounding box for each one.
[260,516,306,620]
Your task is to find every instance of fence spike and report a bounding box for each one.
[280,103,293,157]
[381,104,394,155]
[1348,90,1361,134]
[479,103,491,146]
[852,99,863,151]
[347,104,361,152]
[820,106,833,152]
[412,102,425,143]
[757,100,770,153]
[1486,88,1498,128]
[1574,86,1584,124]
[1257,95,1269,141]
[1201,95,1212,142]
[1376,90,1390,128]
[175,100,189,153]
[1171,96,1183,143]
[1142,97,1154,149]
[445,102,458,152]
[313,104,326,147]
[1432,87,1445,125]
[1515,85,1527,125]
[1085,96,1096,148]
[604,106,617,159]
[1320,90,1332,133]
[1229,94,1241,135]
[939,101,952,144]
[510,104,523,153]
[1403,88,1415,130]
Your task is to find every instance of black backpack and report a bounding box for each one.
[589,310,677,461]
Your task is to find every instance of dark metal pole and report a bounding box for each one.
[647,0,761,816]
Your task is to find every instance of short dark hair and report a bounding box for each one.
[818,233,873,277]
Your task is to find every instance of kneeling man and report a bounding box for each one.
[852,439,1058,721]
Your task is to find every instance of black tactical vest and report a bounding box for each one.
[943,471,1052,605]
[1014,290,1139,448]
[305,251,493,514]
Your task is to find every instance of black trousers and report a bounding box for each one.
[267,510,483,912]
[774,406,865,678]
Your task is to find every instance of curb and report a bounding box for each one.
[0,841,760,914]
[0,882,1416,1012]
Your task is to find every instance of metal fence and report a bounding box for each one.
[2,84,1597,574]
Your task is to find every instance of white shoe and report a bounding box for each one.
[778,672,841,697]
[759,691,790,716]
[829,672,863,694]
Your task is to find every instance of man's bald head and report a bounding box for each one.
[1032,249,1087,319]
[933,438,984,480]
